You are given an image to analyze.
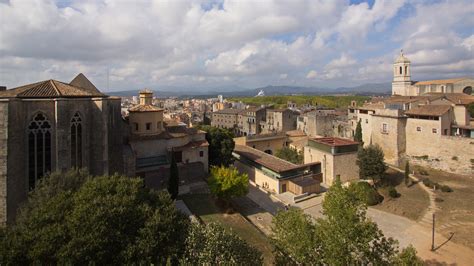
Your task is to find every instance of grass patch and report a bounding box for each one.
[180,193,274,265]
[372,169,430,221]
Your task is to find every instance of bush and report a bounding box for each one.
[388,186,400,198]
[435,197,444,203]
[440,185,453,193]
[348,182,383,206]
[451,156,458,161]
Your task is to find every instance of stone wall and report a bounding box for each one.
[406,134,474,175]
[0,101,8,226]
[370,113,406,166]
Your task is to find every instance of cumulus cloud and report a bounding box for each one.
[0,0,471,90]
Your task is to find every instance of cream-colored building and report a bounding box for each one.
[392,50,474,96]
[261,108,297,134]
[124,91,209,188]
[211,108,241,133]
[233,145,321,195]
[237,106,266,136]
[304,137,359,185]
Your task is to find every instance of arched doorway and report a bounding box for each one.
[264,149,272,155]
[462,86,472,95]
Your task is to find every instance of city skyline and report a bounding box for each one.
[1,0,473,91]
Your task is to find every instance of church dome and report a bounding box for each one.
[395,50,410,63]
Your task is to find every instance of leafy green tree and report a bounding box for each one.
[208,166,248,202]
[316,177,399,265]
[468,103,474,118]
[1,171,189,265]
[196,125,235,166]
[347,182,383,206]
[356,144,387,183]
[182,222,262,265]
[395,245,424,265]
[354,119,363,146]
[271,208,320,264]
[404,161,411,187]
[168,154,179,199]
[275,147,303,164]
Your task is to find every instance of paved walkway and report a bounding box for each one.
[244,183,474,265]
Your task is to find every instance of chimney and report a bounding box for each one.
[0,86,6,91]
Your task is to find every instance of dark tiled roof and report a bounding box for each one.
[0,75,105,98]
[233,145,303,173]
[405,105,451,116]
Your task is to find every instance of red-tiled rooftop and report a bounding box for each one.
[311,137,359,147]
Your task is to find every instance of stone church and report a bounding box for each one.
[0,74,124,225]
[392,50,474,96]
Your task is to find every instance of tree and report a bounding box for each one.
[168,154,179,199]
[181,222,262,265]
[196,125,235,167]
[271,208,320,264]
[356,144,387,183]
[395,245,424,265]
[468,103,474,118]
[1,172,189,265]
[275,147,303,164]
[354,119,363,146]
[270,177,421,265]
[404,161,411,187]
[208,166,248,202]
[316,177,399,265]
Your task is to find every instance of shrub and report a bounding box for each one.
[435,197,444,203]
[440,185,453,193]
[422,178,435,189]
[451,156,458,161]
[388,186,400,198]
[348,182,383,206]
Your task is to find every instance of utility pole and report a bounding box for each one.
[431,213,435,251]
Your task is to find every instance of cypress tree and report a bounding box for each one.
[354,119,363,146]
[404,161,411,187]
[168,154,179,199]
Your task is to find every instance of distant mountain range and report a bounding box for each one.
[109,82,391,98]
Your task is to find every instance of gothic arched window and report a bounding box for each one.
[399,66,402,75]
[71,112,83,169]
[405,66,408,75]
[28,113,52,189]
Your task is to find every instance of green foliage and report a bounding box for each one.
[182,222,262,265]
[208,166,249,201]
[1,171,189,265]
[196,125,235,167]
[468,103,474,118]
[395,245,424,266]
[275,147,303,165]
[348,182,384,206]
[418,168,429,176]
[270,178,418,265]
[404,161,411,187]
[356,144,387,183]
[451,156,458,161]
[388,186,401,198]
[354,119,363,145]
[440,185,453,193]
[271,208,319,264]
[229,95,370,109]
[316,178,399,265]
[168,154,179,199]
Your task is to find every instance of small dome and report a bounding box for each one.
[395,49,410,63]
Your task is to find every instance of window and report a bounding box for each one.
[399,66,402,75]
[405,66,408,75]
[134,123,139,131]
[381,123,388,134]
[70,112,83,169]
[416,127,422,132]
[365,119,368,124]
[28,113,52,189]
[199,151,204,157]
[432,128,437,134]
[146,123,151,130]
[174,151,183,163]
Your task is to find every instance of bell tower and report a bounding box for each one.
[392,50,412,96]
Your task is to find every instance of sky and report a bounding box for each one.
[0,0,473,92]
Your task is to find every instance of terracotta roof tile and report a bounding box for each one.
[233,145,303,173]
[128,104,163,112]
[414,78,469,85]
